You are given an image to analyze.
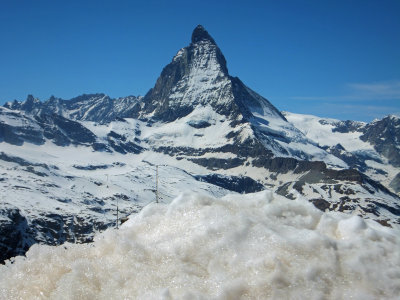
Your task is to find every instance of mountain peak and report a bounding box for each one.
[26,94,36,103]
[191,25,216,44]
[141,25,286,123]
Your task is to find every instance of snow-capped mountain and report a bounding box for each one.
[138,25,344,164]
[284,112,400,195]
[5,93,142,123]
[1,25,399,263]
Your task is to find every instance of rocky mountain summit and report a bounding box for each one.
[1,25,399,263]
[139,25,282,123]
[361,115,400,167]
[5,93,142,123]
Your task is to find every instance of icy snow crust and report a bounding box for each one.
[1,191,399,299]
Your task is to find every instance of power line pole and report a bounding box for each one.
[116,196,119,229]
[156,165,159,203]
[108,174,119,229]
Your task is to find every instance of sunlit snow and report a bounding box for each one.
[0,191,399,299]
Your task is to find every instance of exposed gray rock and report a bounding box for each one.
[0,152,52,170]
[390,173,400,194]
[35,113,97,146]
[0,108,45,145]
[0,205,35,263]
[187,120,212,128]
[360,115,400,167]
[189,157,245,170]
[327,119,364,133]
[195,174,265,194]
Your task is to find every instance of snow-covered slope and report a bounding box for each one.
[284,112,400,195]
[1,191,399,299]
[0,139,237,262]
[138,25,344,165]
[283,112,368,151]
[2,110,398,264]
[1,25,400,264]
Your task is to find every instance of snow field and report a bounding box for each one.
[283,112,371,152]
[0,190,399,299]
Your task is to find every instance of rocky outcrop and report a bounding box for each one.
[360,115,400,167]
[390,173,400,194]
[0,205,35,263]
[35,113,97,146]
[0,206,114,264]
[4,94,142,124]
[195,174,265,194]
[0,108,44,145]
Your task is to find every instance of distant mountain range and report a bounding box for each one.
[1,25,399,263]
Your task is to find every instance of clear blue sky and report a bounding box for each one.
[0,0,399,122]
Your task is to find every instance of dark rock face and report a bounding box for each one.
[73,164,110,170]
[360,116,400,167]
[0,122,44,146]
[0,109,45,145]
[390,173,400,193]
[195,174,265,194]
[190,157,246,170]
[0,152,52,170]
[231,77,285,121]
[328,120,364,133]
[28,213,109,247]
[310,198,331,211]
[20,95,42,113]
[106,131,143,154]
[0,205,35,263]
[35,113,97,146]
[0,208,113,264]
[187,120,212,128]
[253,156,325,174]
[191,25,217,45]
[3,99,22,110]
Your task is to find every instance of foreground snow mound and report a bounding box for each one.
[1,191,399,299]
